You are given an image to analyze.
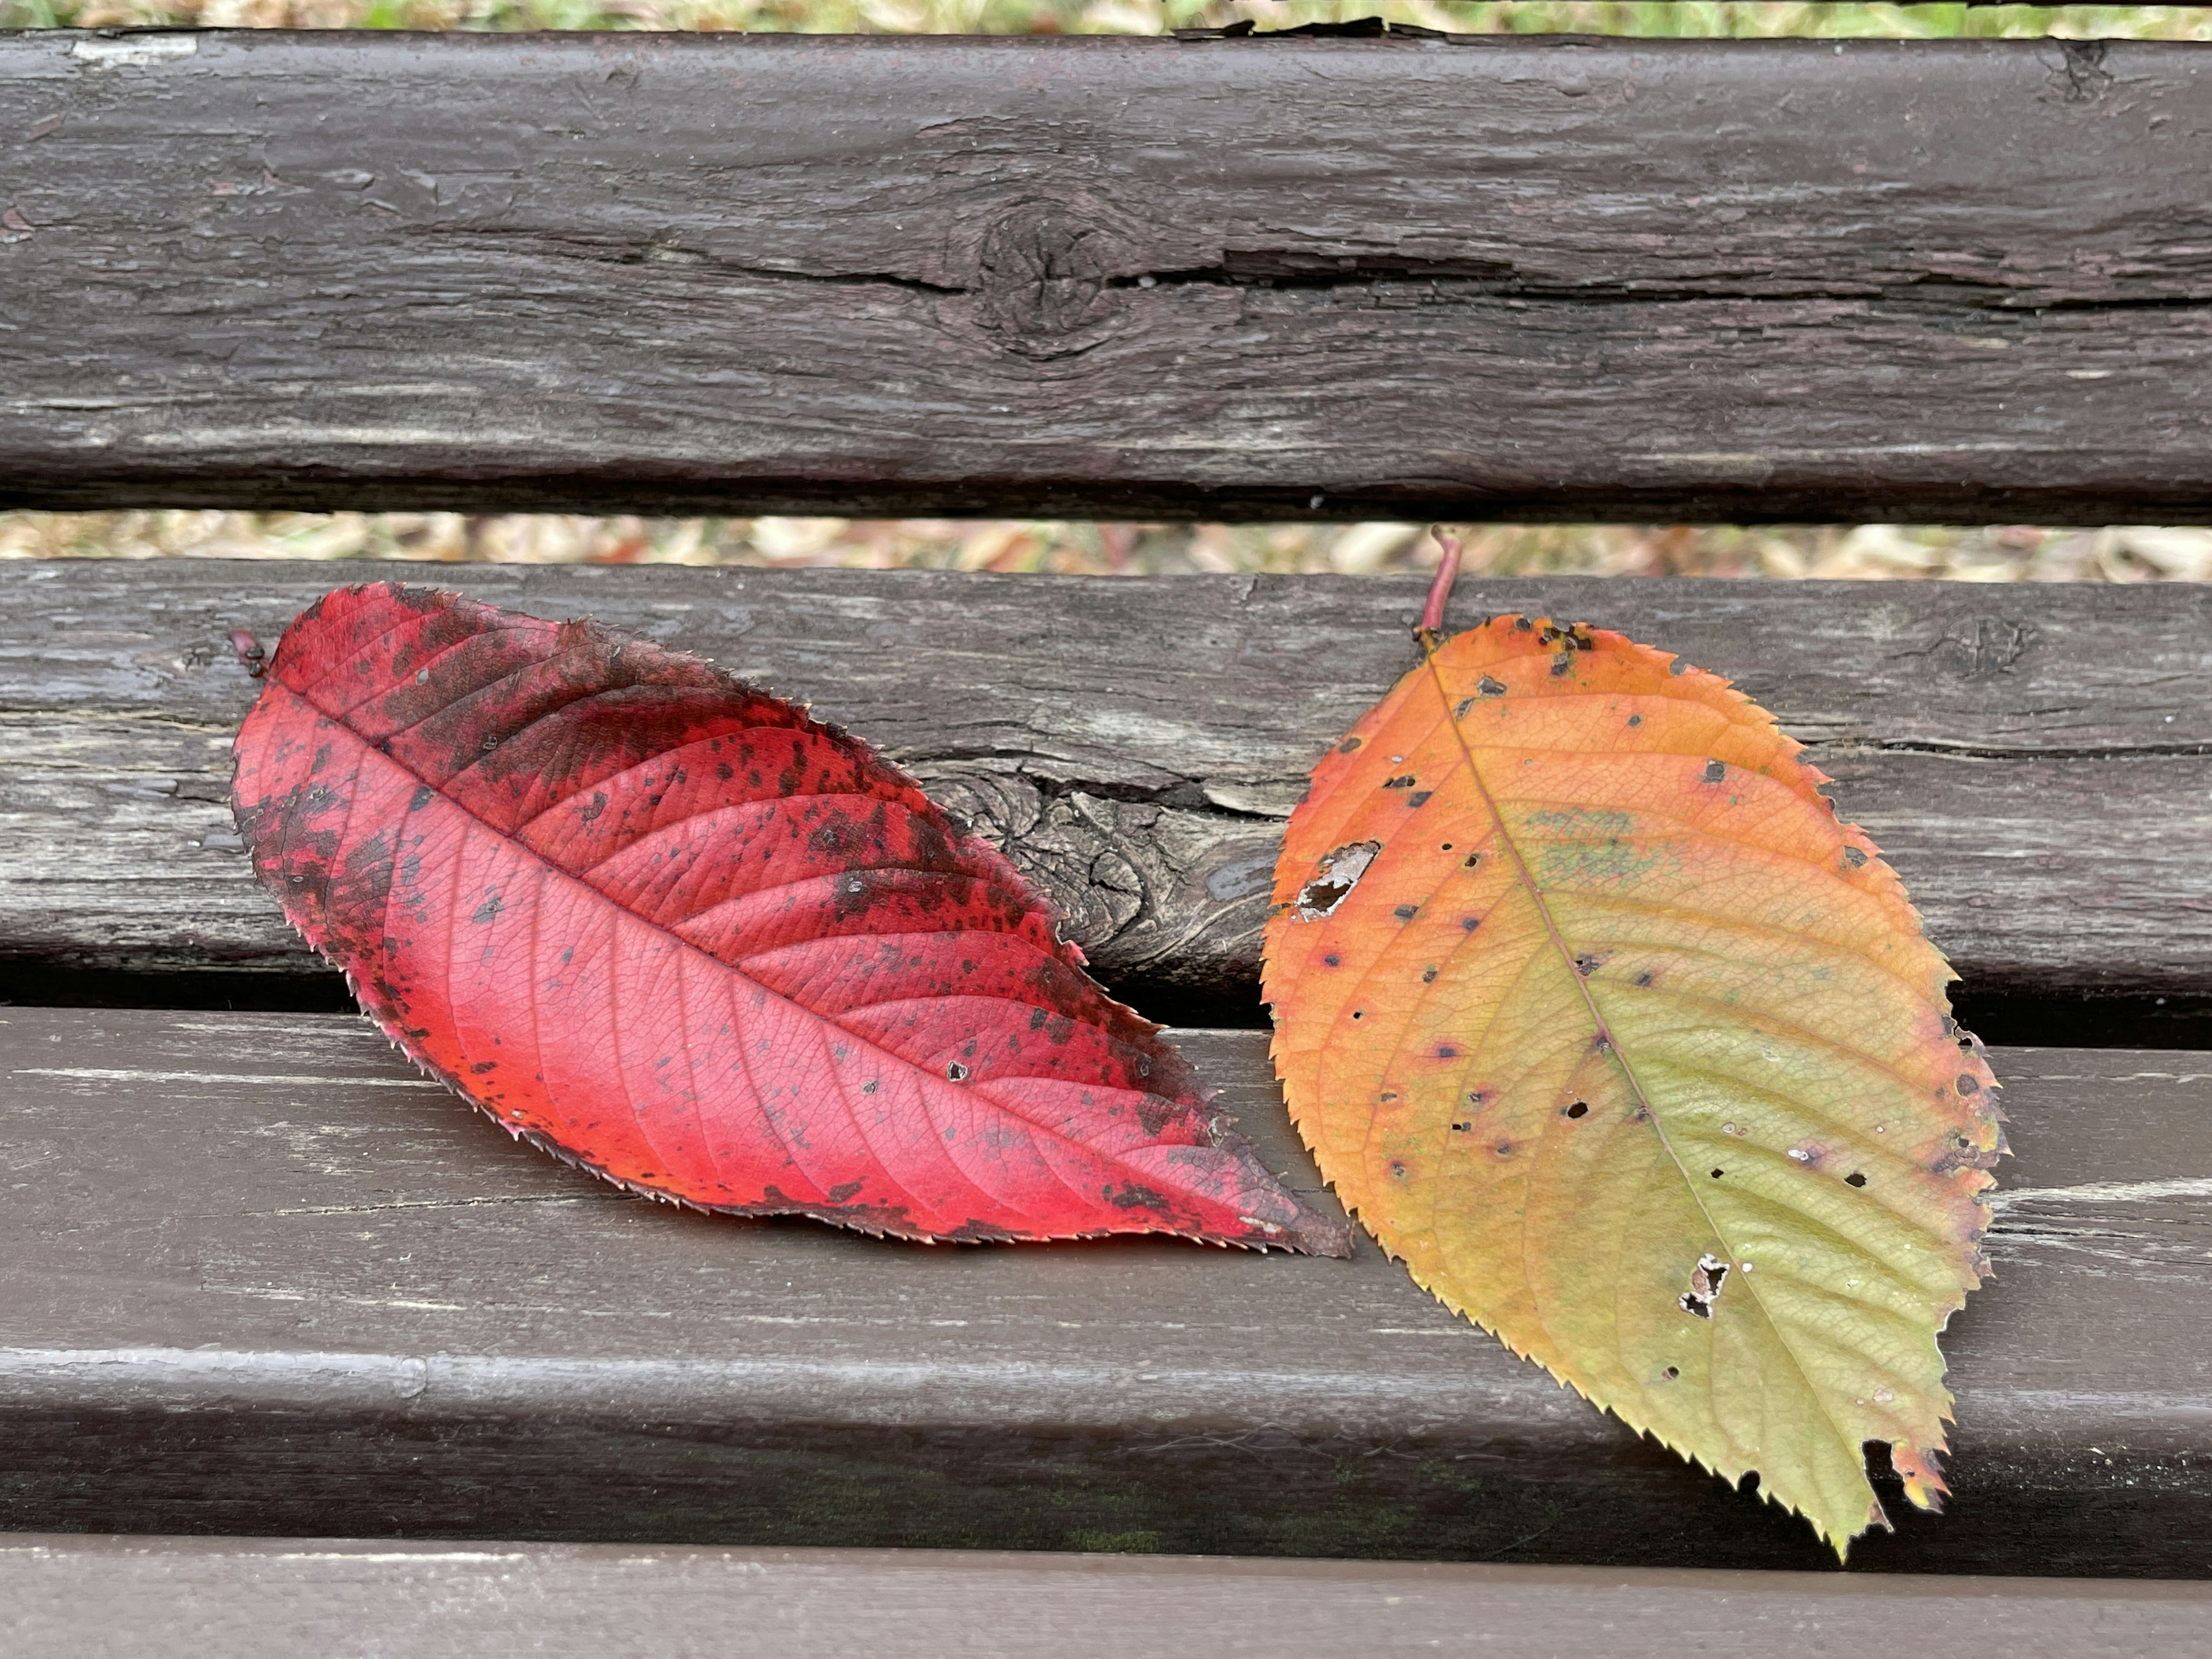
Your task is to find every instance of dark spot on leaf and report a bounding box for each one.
[1634,971,1654,987]
[1452,1120,1472,1132]
[1422,967,1438,983]
[1108,1183,1169,1211]
[828,1180,864,1203]
[1394,904,1419,922]
[1551,653,1574,677]
[1323,952,1342,967]
[1407,790,1433,808]
[1495,1141,1513,1157]
[1957,1073,1980,1095]
[1627,714,1643,728]
[1574,954,1598,976]
[471,892,503,925]
[1436,1044,1459,1059]
[1391,1161,1408,1179]
[1382,775,1416,789]
[861,1080,878,1094]
[1338,736,1363,753]
[1461,916,1480,932]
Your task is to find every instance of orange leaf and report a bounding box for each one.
[1262,611,2004,1555]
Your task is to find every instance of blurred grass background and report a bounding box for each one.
[6,0,2210,581]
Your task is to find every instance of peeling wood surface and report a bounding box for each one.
[2,1007,2208,1575]
[5,1539,2211,1659]
[0,562,2204,1017]
[5,32,2212,521]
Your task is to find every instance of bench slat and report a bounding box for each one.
[2,1007,2207,1576]
[3,32,2212,521]
[4,1536,2210,1659]
[1,562,2203,1029]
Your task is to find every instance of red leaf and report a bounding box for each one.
[233,584,1347,1254]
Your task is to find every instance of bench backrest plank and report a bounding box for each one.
[3,31,2211,521]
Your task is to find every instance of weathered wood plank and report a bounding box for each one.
[0,562,2203,1029]
[2,1007,2208,1575]
[5,1537,2211,1659]
[4,32,2212,521]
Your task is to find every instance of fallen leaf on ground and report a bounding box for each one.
[1262,546,2004,1552]
[233,582,1347,1253]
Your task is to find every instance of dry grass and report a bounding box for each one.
[9,1,2212,39]
[7,513,2210,582]
[6,0,2209,581]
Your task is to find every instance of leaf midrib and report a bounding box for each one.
[1416,641,1873,1543]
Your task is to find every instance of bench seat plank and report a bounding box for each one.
[4,1536,2210,1659]
[3,32,2212,522]
[0,562,2202,1034]
[2,1007,2207,1577]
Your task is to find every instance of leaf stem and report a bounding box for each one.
[1415,526,1463,649]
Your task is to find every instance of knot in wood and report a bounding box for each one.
[1933,615,2035,681]
[975,202,1120,355]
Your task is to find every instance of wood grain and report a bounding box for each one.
[5,1537,2210,1659]
[2,1007,2208,1575]
[0,561,2203,1023]
[4,32,2212,521]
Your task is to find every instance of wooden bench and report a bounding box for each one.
[3,22,2211,1646]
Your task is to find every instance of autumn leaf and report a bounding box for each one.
[233,583,1347,1254]
[1261,547,2004,1553]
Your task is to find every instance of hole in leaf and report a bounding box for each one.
[946,1062,970,1082]
[1565,1101,1589,1119]
[1847,1172,1868,1187]
[1296,840,1381,921]
[1679,1252,1729,1319]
